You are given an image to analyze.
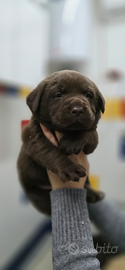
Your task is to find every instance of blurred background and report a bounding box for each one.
[0,0,125,269]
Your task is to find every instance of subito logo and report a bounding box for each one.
[68,243,79,255]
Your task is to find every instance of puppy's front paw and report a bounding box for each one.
[59,137,83,155]
[59,163,86,183]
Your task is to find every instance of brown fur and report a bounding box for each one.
[17,70,105,215]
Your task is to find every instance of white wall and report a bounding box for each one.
[0,0,50,267]
[88,0,125,202]
[0,0,49,86]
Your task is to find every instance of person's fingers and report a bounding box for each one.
[40,123,58,146]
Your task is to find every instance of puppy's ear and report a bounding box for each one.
[26,82,46,114]
[97,90,105,114]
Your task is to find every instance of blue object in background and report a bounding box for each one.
[20,191,30,205]
[6,85,18,96]
[119,133,125,160]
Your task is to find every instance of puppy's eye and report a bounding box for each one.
[53,92,63,99]
[84,92,94,99]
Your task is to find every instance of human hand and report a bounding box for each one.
[40,124,89,190]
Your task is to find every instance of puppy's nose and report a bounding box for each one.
[70,105,83,117]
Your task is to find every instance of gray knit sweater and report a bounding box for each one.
[50,188,125,270]
[50,188,101,270]
[88,198,125,252]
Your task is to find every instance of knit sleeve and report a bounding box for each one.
[50,188,100,270]
[88,199,125,252]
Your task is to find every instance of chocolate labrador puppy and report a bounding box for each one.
[17,70,105,215]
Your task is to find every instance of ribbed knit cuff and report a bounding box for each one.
[50,188,101,270]
[50,188,94,247]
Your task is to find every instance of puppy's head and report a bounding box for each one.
[26,70,105,131]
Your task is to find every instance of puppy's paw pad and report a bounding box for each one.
[59,163,86,183]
